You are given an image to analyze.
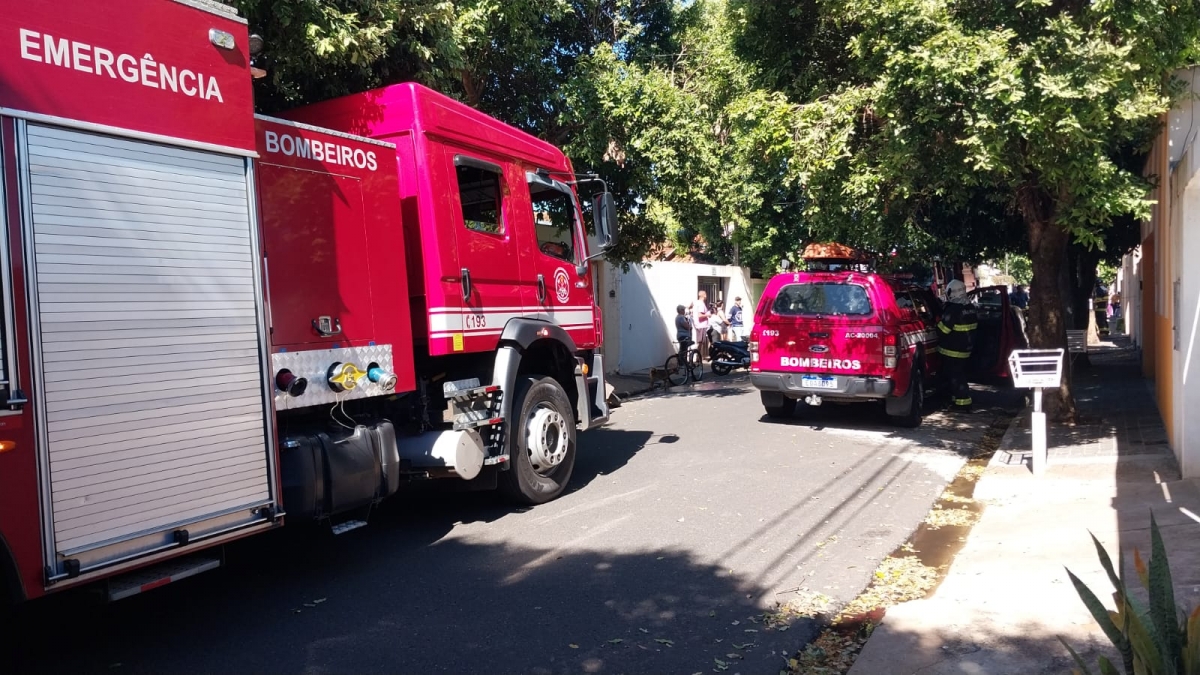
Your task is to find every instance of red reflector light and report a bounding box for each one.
[883,332,897,357]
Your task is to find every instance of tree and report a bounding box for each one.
[235,0,693,262]
[233,0,464,112]
[566,0,802,268]
[747,0,1200,419]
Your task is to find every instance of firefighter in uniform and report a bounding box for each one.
[937,280,978,412]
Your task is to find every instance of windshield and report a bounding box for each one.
[772,283,873,317]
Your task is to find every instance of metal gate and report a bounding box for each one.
[20,123,274,576]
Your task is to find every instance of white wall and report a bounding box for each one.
[1121,249,1141,344]
[1173,139,1200,477]
[600,260,757,374]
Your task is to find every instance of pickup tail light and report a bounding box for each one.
[883,333,898,369]
[749,340,759,363]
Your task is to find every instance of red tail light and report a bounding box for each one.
[882,333,897,356]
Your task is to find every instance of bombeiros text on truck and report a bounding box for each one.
[0,0,618,610]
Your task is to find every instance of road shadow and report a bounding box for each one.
[567,428,658,495]
[852,617,1117,674]
[7,538,814,675]
[755,383,1024,457]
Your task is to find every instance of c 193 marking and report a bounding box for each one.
[761,329,780,337]
[465,313,487,329]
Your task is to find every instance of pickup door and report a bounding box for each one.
[965,286,1028,378]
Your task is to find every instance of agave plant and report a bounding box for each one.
[1061,513,1200,675]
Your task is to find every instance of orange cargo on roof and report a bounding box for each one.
[801,242,864,261]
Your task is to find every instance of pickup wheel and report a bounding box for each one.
[887,368,924,428]
[761,392,797,419]
[499,376,577,505]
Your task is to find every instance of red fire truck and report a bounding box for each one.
[0,0,616,608]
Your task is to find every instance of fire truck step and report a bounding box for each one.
[443,378,501,402]
[105,554,222,602]
[331,519,368,535]
[443,378,481,396]
[453,415,503,431]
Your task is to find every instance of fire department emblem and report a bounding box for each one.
[554,267,571,304]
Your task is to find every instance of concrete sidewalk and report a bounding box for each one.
[850,338,1200,674]
[606,369,656,399]
[606,369,750,401]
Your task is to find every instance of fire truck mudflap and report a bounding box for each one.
[1,0,277,584]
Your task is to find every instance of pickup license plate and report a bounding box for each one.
[801,376,837,390]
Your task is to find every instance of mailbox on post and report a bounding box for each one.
[1007,349,1065,475]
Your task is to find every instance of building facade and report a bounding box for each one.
[597,261,759,375]
[1125,66,1200,477]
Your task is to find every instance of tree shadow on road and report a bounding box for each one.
[851,617,1117,675]
[755,383,1024,458]
[8,536,814,675]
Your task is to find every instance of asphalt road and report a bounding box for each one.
[10,378,1016,675]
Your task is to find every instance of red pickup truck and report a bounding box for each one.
[749,269,1024,427]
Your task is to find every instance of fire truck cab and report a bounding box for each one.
[0,0,616,610]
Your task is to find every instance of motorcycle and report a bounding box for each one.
[710,339,751,376]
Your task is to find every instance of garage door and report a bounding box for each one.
[24,124,273,563]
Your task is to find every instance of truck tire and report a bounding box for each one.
[887,368,924,428]
[761,392,797,419]
[499,376,577,504]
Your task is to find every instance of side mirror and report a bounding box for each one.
[593,192,618,251]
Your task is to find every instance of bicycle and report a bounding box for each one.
[664,339,704,386]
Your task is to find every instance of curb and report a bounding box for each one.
[989,406,1032,468]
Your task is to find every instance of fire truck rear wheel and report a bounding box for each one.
[499,376,577,505]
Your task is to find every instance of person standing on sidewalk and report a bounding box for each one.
[728,297,745,341]
[691,291,711,362]
[937,279,978,412]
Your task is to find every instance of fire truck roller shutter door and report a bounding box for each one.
[22,124,272,569]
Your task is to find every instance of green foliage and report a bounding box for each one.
[239,0,711,264]
[1065,514,1200,675]
[564,0,806,268]
[234,0,463,111]
[1097,260,1121,287]
[771,0,1200,249]
[1004,254,1034,287]
[234,0,1200,275]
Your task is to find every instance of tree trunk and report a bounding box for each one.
[1021,193,1077,422]
[1066,244,1100,367]
[1069,244,1100,332]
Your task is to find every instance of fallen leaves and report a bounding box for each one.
[923,504,981,529]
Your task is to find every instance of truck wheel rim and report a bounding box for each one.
[527,404,568,472]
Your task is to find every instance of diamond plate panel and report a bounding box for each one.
[272,345,396,410]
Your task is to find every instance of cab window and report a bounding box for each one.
[454,161,504,235]
[528,181,577,262]
[772,283,873,317]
